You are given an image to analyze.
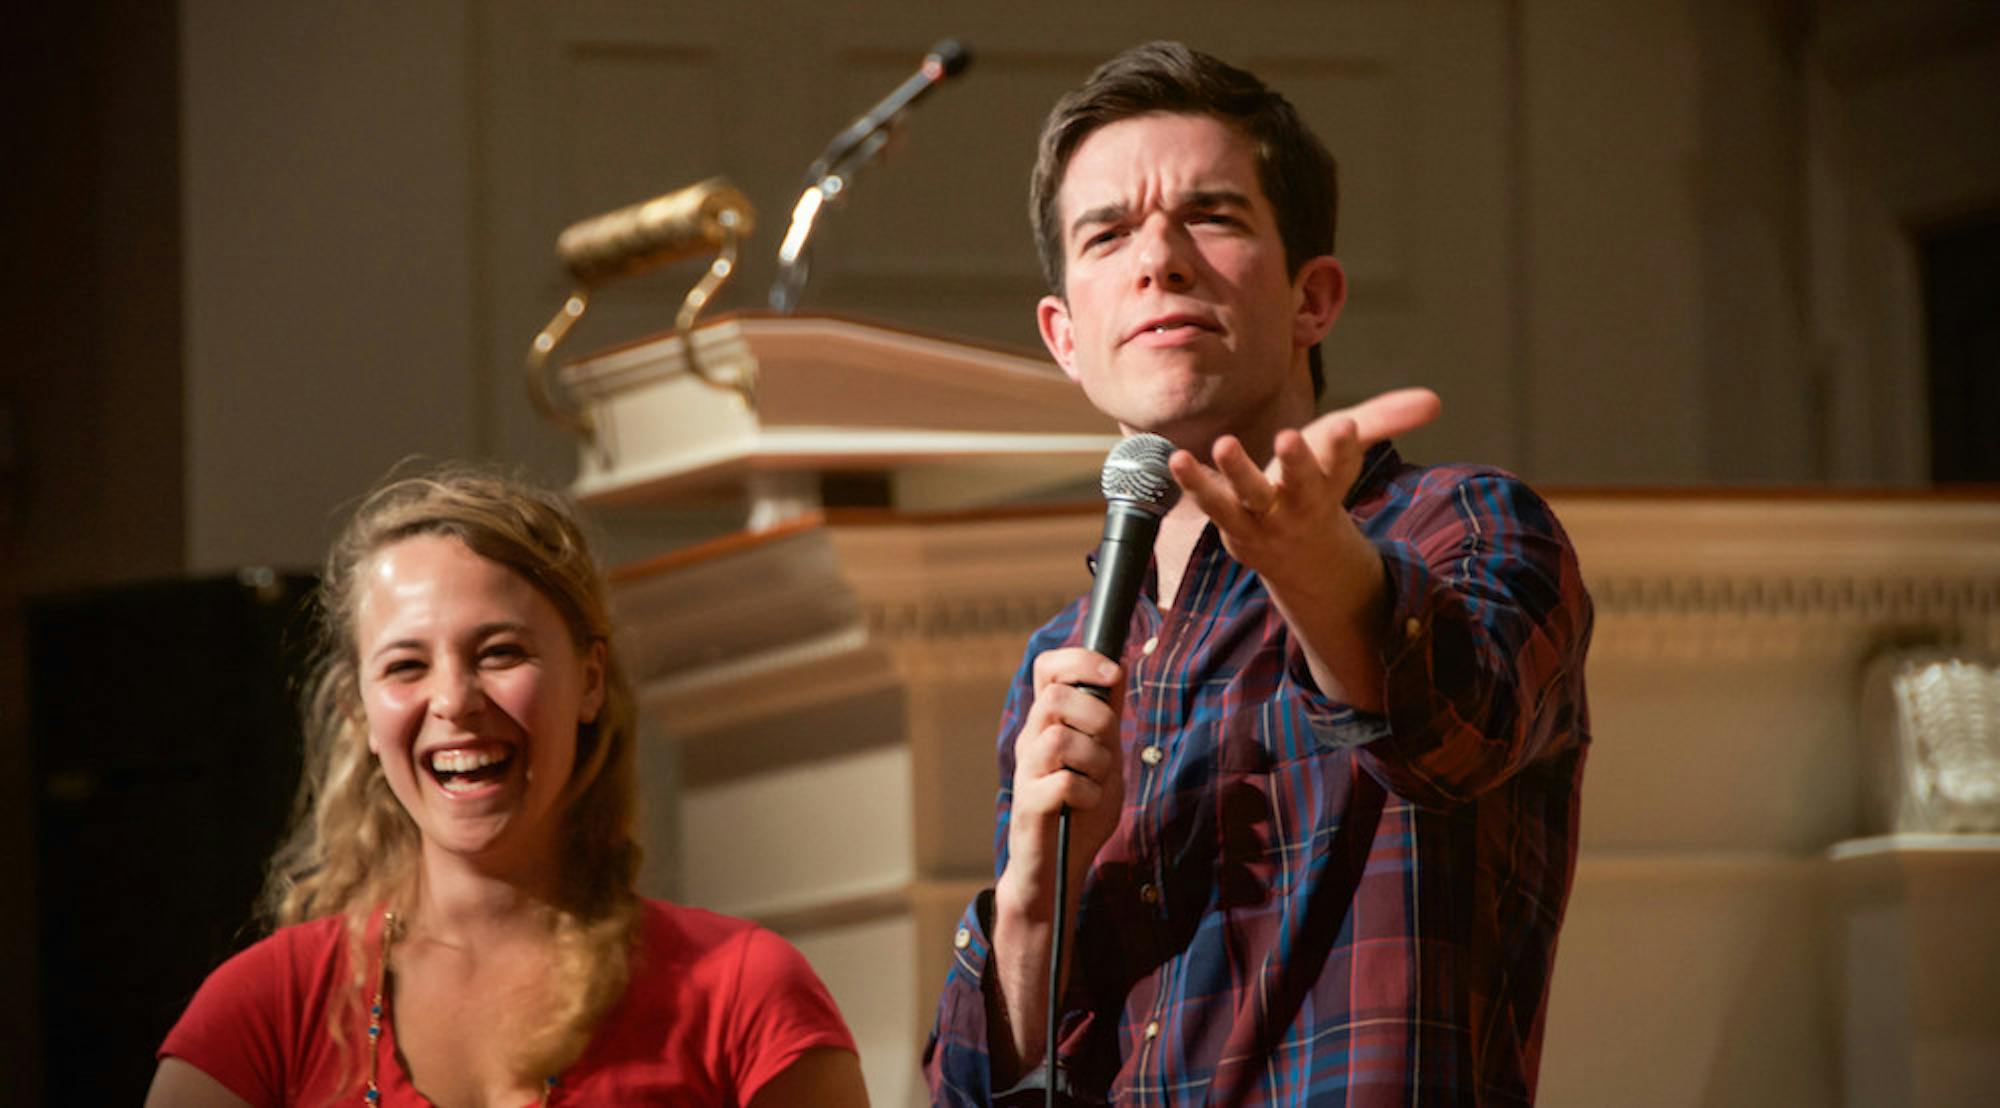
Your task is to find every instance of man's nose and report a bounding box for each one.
[1133,217,1193,290]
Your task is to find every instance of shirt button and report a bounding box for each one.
[1404,616,1421,641]
[1141,744,1163,767]
[1139,883,1160,905]
[1144,1020,1160,1040]
[1141,635,1159,655]
[953,927,971,950]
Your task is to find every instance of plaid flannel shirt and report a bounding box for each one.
[925,444,1593,1106]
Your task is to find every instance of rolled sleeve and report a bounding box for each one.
[924,891,999,1106]
[1351,473,1592,808]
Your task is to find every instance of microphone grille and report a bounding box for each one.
[1100,434,1180,514]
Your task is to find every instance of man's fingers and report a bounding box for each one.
[1210,435,1277,513]
[1170,448,1256,524]
[1024,770,1108,815]
[1271,430,1325,491]
[1032,725,1115,782]
[1032,647,1120,693]
[1314,387,1441,450]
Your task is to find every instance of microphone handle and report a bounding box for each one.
[1080,502,1163,662]
[1049,499,1162,1102]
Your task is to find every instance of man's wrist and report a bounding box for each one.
[995,868,1055,929]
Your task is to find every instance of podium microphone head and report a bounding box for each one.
[925,39,972,80]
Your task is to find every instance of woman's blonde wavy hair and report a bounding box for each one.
[260,464,641,1086]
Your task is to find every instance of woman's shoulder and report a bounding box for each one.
[193,915,352,1002]
[633,898,778,979]
[629,899,829,1002]
[156,914,362,1104]
[636,897,759,946]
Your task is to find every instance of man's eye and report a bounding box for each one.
[1083,229,1120,250]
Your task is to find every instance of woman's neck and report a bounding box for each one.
[407,841,562,949]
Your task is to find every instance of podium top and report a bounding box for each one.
[559,313,1116,507]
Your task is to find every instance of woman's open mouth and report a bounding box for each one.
[425,746,516,793]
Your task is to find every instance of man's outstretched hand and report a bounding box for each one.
[1169,387,1442,560]
[1167,387,1442,707]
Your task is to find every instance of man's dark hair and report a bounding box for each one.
[1030,41,1340,397]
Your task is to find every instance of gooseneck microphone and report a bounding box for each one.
[810,39,971,179]
[772,39,972,311]
[1047,434,1180,1105]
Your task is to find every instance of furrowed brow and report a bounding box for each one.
[1068,203,1128,242]
[1181,188,1253,214]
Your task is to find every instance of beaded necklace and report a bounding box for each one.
[366,911,559,1106]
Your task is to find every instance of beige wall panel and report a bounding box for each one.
[1830,842,2000,1107]
[1540,855,1838,1108]
[1522,0,1707,484]
[1583,651,1867,851]
[681,741,915,918]
[182,0,478,570]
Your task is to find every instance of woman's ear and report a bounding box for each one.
[578,640,608,725]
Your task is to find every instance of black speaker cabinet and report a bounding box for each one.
[29,570,316,1105]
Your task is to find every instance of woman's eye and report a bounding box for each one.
[382,659,426,679]
[481,644,527,666]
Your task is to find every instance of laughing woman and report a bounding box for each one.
[146,469,868,1108]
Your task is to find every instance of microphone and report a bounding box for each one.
[1045,433,1178,1107]
[811,39,971,177]
[1078,434,1181,695]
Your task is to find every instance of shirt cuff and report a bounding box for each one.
[1283,544,1419,750]
[927,891,999,1105]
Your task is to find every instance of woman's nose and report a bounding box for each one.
[428,660,484,720]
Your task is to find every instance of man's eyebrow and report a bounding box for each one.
[1182,188,1253,211]
[1067,188,1256,242]
[1068,203,1128,241]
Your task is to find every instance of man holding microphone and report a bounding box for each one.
[926,41,1593,1107]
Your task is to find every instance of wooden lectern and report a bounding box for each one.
[559,314,1114,1106]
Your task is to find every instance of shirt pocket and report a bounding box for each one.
[1211,684,1358,908]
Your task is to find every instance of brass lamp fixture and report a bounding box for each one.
[526,177,756,441]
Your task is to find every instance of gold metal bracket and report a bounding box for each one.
[525,178,757,448]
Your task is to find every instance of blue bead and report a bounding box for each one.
[371,1003,382,1016]
[366,1091,380,1103]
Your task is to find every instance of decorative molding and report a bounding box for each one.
[864,591,1077,642]
[1558,495,2000,659]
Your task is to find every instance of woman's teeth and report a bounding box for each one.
[427,747,513,791]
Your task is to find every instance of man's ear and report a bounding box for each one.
[1037,294,1080,383]
[1292,256,1346,348]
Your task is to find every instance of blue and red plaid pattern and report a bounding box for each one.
[925,444,1593,1106]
